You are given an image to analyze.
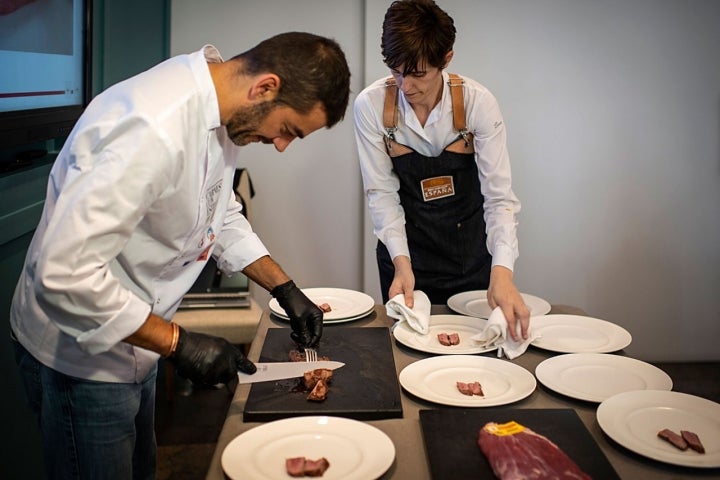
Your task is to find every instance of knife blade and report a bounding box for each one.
[237,360,345,384]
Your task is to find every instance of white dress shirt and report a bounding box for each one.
[353,71,520,270]
[10,45,269,383]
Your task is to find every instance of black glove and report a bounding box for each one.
[271,280,323,348]
[168,326,256,386]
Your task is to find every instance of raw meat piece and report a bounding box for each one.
[286,457,306,477]
[448,332,460,345]
[478,421,591,480]
[303,368,334,390]
[681,430,705,454]
[307,379,329,402]
[438,333,451,346]
[658,429,688,451]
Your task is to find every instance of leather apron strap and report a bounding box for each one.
[383,73,469,144]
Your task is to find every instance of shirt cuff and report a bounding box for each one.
[385,236,410,262]
[490,244,516,272]
[76,295,152,356]
[215,234,270,273]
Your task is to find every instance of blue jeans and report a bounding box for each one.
[13,339,157,480]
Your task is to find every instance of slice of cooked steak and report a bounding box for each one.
[438,333,451,346]
[303,457,330,477]
[680,430,705,453]
[658,428,689,451]
[469,381,484,397]
[456,381,474,396]
[289,349,330,362]
[286,457,306,477]
[307,379,329,402]
[448,332,460,345]
[478,421,591,480]
[303,368,334,390]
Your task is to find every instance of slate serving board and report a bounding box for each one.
[243,327,403,422]
[419,408,619,480]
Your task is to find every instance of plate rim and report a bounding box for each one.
[535,353,673,402]
[447,289,551,318]
[529,314,632,353]
[220,415,396,479]
[596,390,720,468]
[398,354,536,407]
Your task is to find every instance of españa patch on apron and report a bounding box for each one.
[421,175,455,201]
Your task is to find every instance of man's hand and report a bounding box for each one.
[168,326,256,386]
[271,280,323,348]
[487,266,530,341]
[388,255,415,307]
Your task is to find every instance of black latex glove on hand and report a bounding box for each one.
[271,280,323,348]
[168,326,256,386]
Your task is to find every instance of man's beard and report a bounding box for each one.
[226,100,276,146]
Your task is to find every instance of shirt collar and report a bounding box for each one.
[194,44,224,130]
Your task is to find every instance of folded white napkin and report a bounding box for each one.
[470,307,539,359]
[385,291,432,334]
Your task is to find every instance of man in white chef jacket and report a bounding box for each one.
[9,32,350,479]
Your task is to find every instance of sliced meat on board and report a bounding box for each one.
[478,421,591,480]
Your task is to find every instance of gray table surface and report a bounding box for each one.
[206,304,720,480]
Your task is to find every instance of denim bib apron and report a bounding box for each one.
[376,74,491,303]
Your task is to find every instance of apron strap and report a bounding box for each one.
[383,77,399,150]
[447,73,470,146]
[383,73,470,147]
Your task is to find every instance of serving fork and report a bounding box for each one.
[304,347,318,362]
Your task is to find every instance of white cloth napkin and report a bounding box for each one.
[470,307,539,359]
[385,290,432,334]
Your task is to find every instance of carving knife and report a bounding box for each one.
[237,360,344,384]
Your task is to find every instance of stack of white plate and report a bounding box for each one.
[269,287,375,324]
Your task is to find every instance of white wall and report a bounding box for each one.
[172,0,720,362]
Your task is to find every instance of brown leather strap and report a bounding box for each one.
[447,73,466,132]
[383,77,398,130]
[383,73,467,136]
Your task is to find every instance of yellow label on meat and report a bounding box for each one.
[484,421,526,437]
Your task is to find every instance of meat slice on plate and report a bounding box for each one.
[286,457,331,477]
[456,381,474,396]
[317,303,332,313]
[286,457,306,477]
[658,428,689,451]
[681,430,705,454]
[448,332,460,345]
[438,333,451,346]
[303,457,330,477]
[478,421,591,480]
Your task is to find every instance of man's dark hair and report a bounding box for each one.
[233,32,351,127]
[381,0,456,76]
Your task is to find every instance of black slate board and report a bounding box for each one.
[243,327,403,422]
[419,408,619,480]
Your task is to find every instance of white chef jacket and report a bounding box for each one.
[10,45,269,383]
[353,71,520,270]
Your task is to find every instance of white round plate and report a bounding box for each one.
[535,353,673,403]
[597,390,720,468]
[221,416,395,479]
[392,314,498,355]
[447,290,551,319]
[398,355,536,407]
[529,314,632,353]
[269,288,375,323]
